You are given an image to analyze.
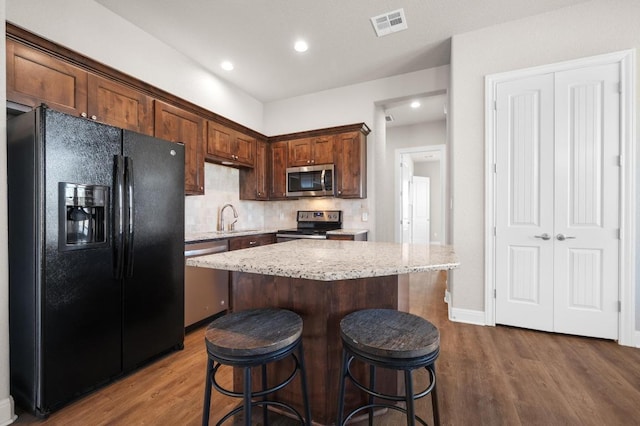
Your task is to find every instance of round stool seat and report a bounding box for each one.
[202,308,312,425]
[340,309,439,359]
[205,308,302,358]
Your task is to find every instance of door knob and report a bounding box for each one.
[534,233,551,240]
[556,234,576,241]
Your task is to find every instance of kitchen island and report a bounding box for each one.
[187,240,458,425]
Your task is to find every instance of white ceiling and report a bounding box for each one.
[95,0,587,124]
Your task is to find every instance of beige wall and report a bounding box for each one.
[449,0,640,329]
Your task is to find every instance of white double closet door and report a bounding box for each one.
[495,62,620,339]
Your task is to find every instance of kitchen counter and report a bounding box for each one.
[187,239,458,425]
[185,229,278,243]
[186,239,458,280]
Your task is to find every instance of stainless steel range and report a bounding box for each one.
[276,210,342,242]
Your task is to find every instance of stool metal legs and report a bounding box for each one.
[202,339,311,425]
[336,349,440,426]
[202,360,213,426]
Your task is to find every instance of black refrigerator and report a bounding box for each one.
[7,106,185,416]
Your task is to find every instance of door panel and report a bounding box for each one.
[42,109,122,409]
[122,132,185,370]
[495,74,555,331]
[553,63,620,339]
[412,176,430,244]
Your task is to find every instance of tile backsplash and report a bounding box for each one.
[185,162,371,234]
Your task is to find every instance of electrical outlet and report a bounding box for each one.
[361,212,368,222]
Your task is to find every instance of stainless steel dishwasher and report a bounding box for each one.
[184,240,229,328]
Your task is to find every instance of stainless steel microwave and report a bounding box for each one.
[286,164,335,197]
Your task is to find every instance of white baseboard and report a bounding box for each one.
[449,307,486,326]
[0,396,16,426]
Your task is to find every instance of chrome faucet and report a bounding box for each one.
[218,203,238,231]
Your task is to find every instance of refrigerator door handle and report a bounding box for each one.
[113,155,125,279]
[124,156,135,278]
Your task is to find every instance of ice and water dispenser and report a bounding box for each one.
[59,183,109,251]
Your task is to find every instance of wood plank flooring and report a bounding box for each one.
[13,271,640,425]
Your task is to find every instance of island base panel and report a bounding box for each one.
[231,271,401,425]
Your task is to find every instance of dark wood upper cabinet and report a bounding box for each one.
[269,141,289,200]
[87,74,154,135]
[239,139,268,200]
[206,121,255,168]
[7,39,155,136]
[287,135,334,167]
[154,100,205,195]
[7,39,88,117]
[310,135,335,165]
[335,131,367,198]
[6,26,370,201]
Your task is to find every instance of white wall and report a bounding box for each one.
[264,66,450,241]
[6,0,264,131]
[449,0,640,333]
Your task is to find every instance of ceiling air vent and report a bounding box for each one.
[371,8,408,37]
[385,114,395,123]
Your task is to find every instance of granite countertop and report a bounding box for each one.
[185,229,279,243]
[326,229,368,235]
[186,239,459,281]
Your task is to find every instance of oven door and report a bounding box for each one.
[286,164,334,197]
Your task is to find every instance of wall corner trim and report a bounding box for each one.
[0,396,17,426]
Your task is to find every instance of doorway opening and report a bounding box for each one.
[395,146,446,244]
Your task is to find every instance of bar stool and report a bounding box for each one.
[202,308,312,426]
[336,309,440,426]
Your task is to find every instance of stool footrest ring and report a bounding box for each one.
[345,355,436,402]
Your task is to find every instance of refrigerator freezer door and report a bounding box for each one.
[42,109,123,412]
[121,132,185,370]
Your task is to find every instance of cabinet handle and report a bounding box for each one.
[249,241,257,246]
[81,112,87,118]
[91,115,97,120]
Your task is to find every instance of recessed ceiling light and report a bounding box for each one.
[221,61,234,71]
[410,101,421,109]
[294,40,308,53]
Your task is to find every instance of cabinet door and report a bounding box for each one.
[7,39,88,116]
[240,139,268,200]
[87,74,154,135]
[287,138,312,166]
[206,121,234,161]
[270,141,289,199]
[206,122,255,167]
[311,135,335,165]
[154,100,205,195]
[233,132,256,168]
[335,131,366,198]
[228,233,276,251]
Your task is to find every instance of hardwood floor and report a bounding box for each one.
[13,271,640,425]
